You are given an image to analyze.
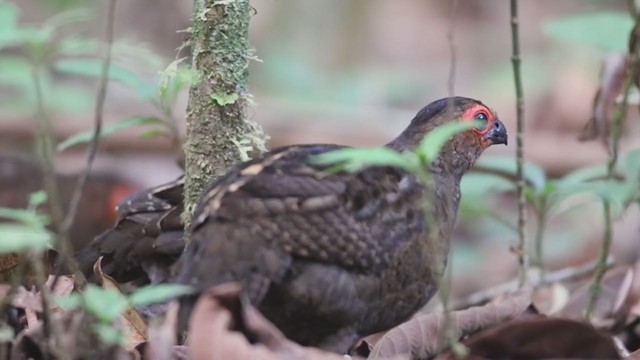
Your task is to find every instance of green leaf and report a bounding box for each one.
[83,285,129,322]
[57,37,101,56]
[0,207,47,228]
[128,284,193,307]
[42,7,93,32]
[158,58,198,110]
[474,155,547,191]
[54,59,155,99]
[92,323,124,345]
[28,191,48,208]
[57,116,165,151]
[211,92,239,106]
[139,128,167,139]
[623,148,640,183]
[0,1,19,31]
[0,224,51,252]
[544,12,633,52]
[555,164,608,189]
[308,147,415,173]
[418,121,480,164]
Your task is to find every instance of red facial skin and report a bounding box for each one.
[108,183,139,222]
[461,103,498,148]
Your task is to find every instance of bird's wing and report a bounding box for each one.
[190,144,426,274]
[75,177,185,283]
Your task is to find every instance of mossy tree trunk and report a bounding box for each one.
[183,0,267,237]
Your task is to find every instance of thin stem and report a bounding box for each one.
[533,198,548,272]
[52,0,118,291]
[585,60,635,319]
[510,0,529,288]
[31,66,66,245]
[63,0,117,230]
[440,1,467,357]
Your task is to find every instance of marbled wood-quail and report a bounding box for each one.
[173,97,508,353]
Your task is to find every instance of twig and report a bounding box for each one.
[51,0,118,291]
[439,1,467,357]
[585,58,636,319]
[63,0,117,231]
[29,58,88,293]
[31,66,66,253]
[533,196,548,271]
[452,256,615,311]
[510,0,529,288]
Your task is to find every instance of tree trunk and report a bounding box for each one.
[183,0,267,236]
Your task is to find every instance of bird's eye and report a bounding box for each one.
[475,112,488,122]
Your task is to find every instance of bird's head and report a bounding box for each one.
[388,96,508,178]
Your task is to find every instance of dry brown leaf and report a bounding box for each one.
[448,317,621,360]
[93,257,149,350]
[144,301,180,360]
[626,348,640,360]
[45,274,74,297]
[368,289,532,359]
[579,52,629,151]
[10,287,43,313]
[187,283,346,360]
[532,282,570,315]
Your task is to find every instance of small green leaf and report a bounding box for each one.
[0,224,51,252]
[308,147,415,173]
[83,285,129,322]
[623,148,640,183]
[57,37,100,56]
[128,284,193,307]
[555,164,608,189]
[418,121,480,164]
[54,59,155,99]
[158,58,198,110]
[28,191,48,208]
[0,1,18,31]
[211,92,239,106]
[139,128,167,139]
[544,12,633,52]
[42,7,93,32]
[92,323,124,345]
[57,116,165,151]
[0,207,47,227]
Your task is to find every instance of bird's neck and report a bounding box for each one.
[385,128,426,153]
[421,170,462,280]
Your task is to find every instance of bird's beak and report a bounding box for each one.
[484,119,508,145]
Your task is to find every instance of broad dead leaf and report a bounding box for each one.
[45,274,74,297]
[368,289,532,359]
[187,283,346,360]
[94,257,148,350]
[445,317,620,360]
[579,52,628,151]
[532,282,570,315]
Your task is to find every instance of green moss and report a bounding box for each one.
[182,0,267,236]
[210,92,239,105]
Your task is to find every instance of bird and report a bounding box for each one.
[172,96,508,353]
